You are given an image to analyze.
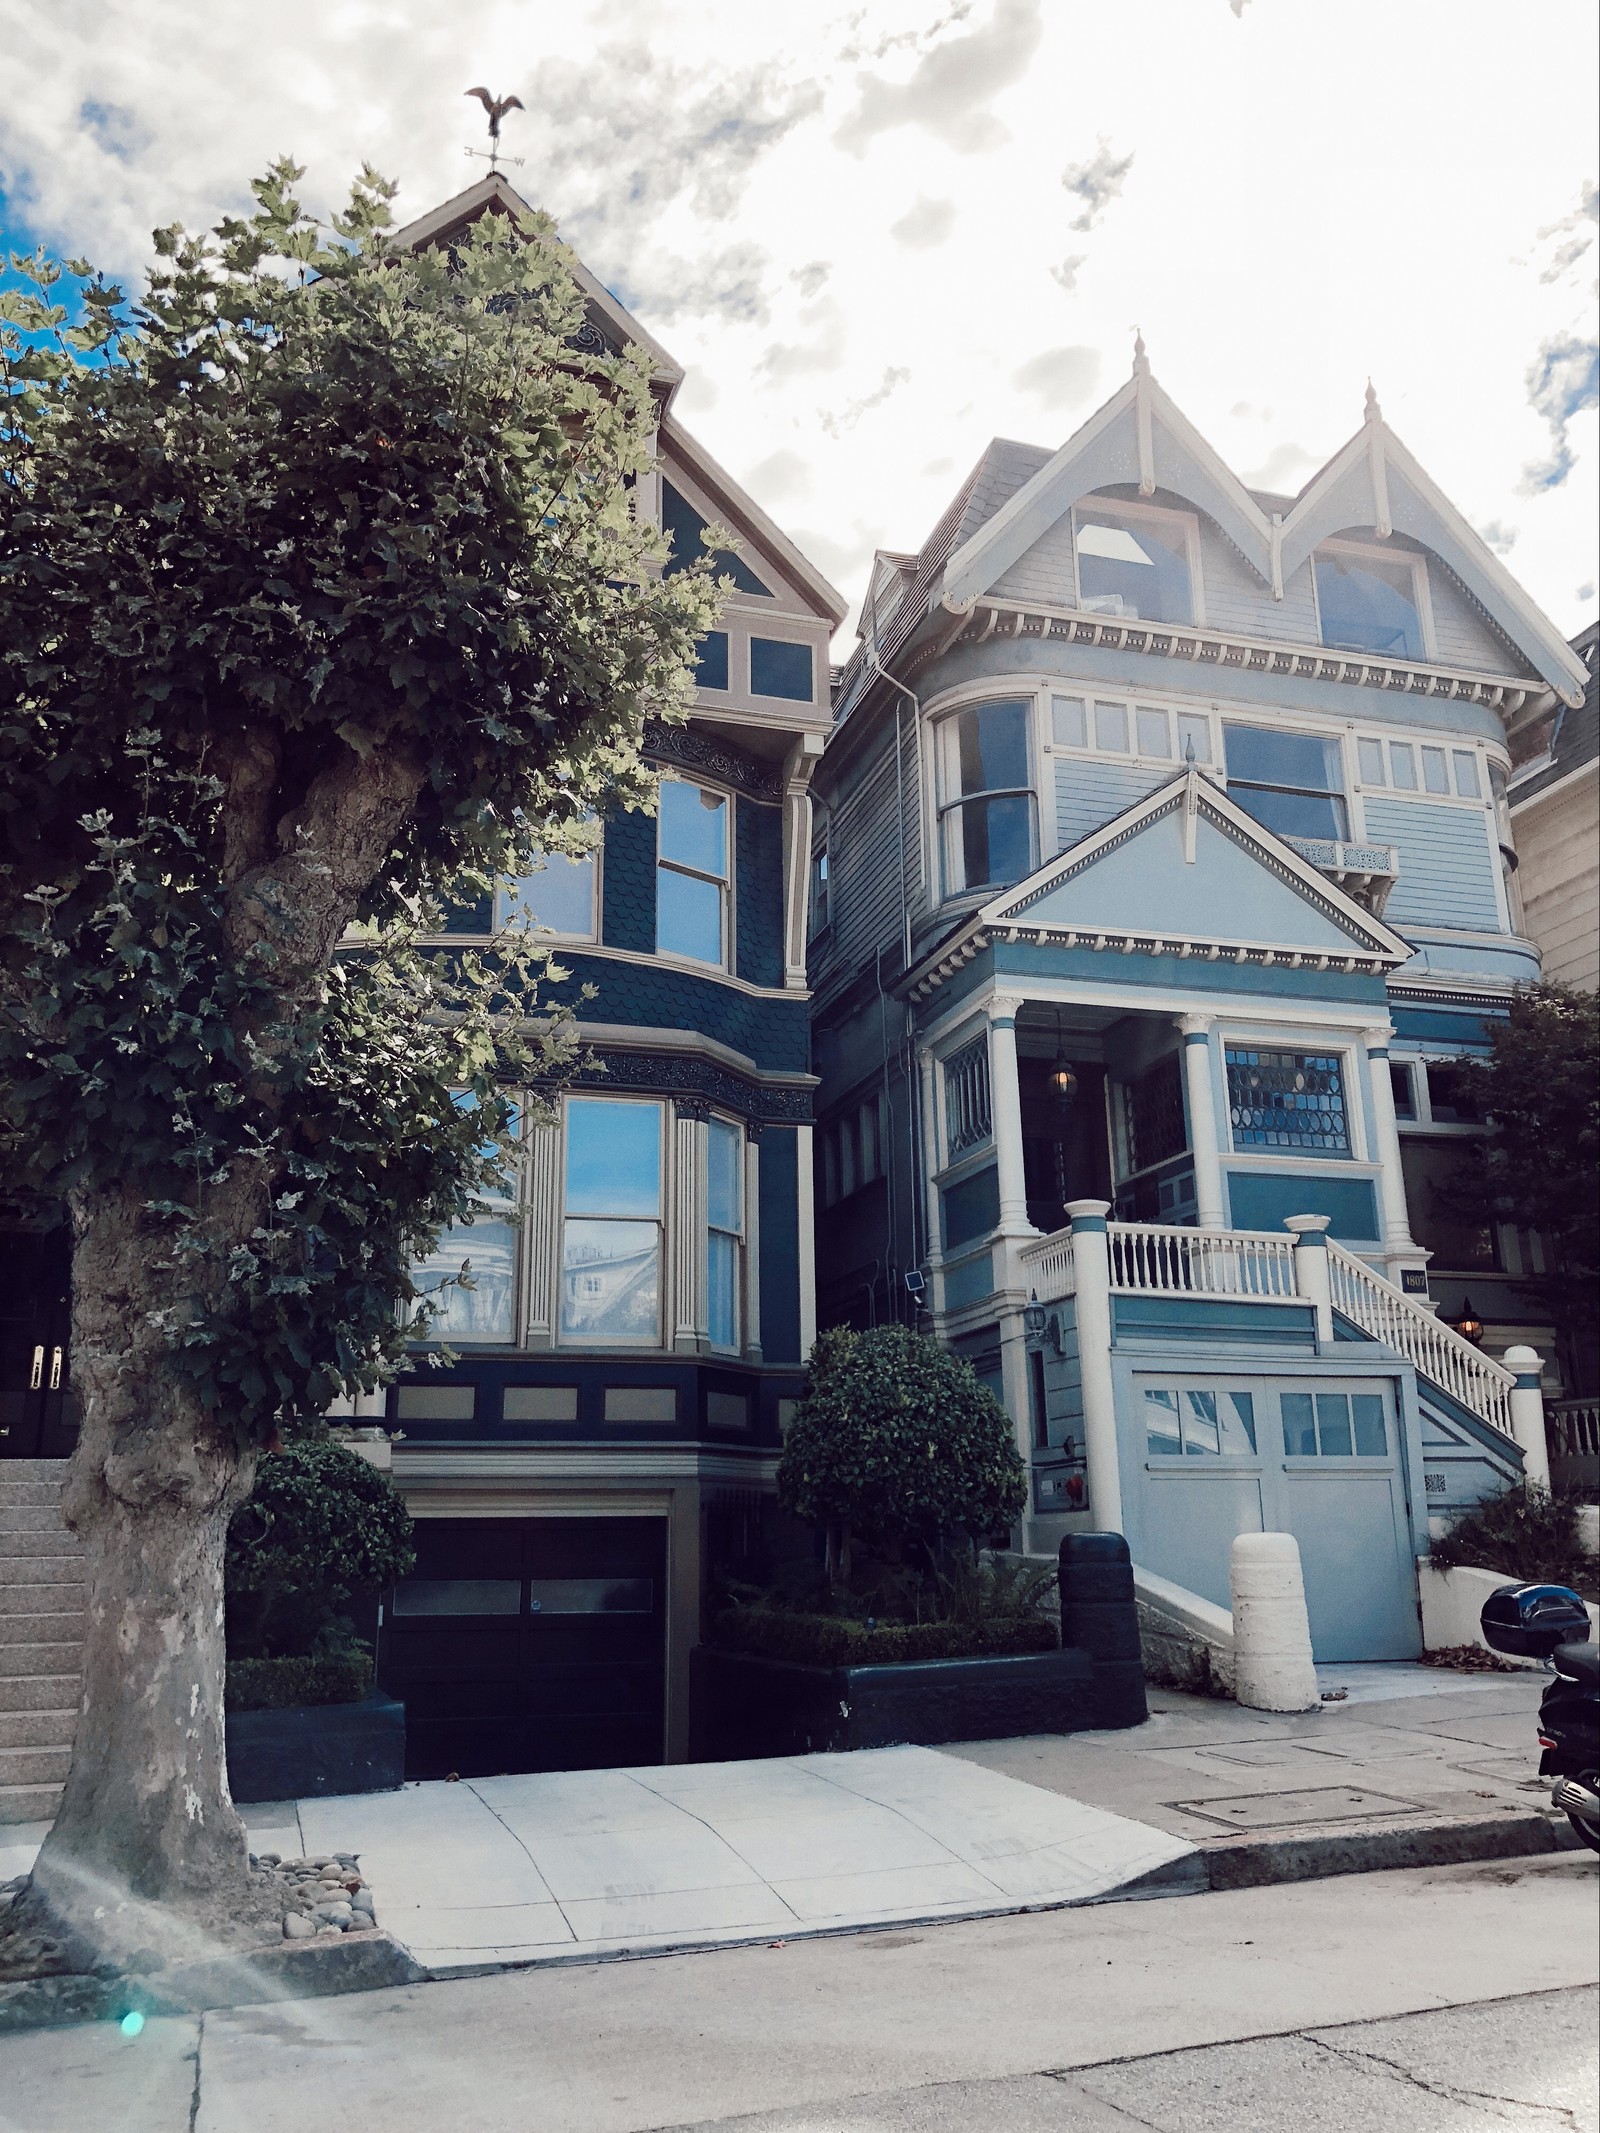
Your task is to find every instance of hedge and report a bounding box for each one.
[708,1611,1058,1669]
[225,1652,374,1711]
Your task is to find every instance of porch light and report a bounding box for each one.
[1023,1290,1048,1346]
[1452,1297,1484,1346]
[1047,1055,1078,1103]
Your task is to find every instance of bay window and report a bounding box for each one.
[1222,722,1348,839]
[657,778,729,966]
[561,1098,664,1342]
[939,698,1034,894]
[411,1102,521,1342]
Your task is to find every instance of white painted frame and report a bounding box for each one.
[1070,494,1207,630]
[1311,536,1438,664]
[556,1092,671,1351]
[1216,1029,1371,1167]
[931,691,1043,899]
[655,771,735,976]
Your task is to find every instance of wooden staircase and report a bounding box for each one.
[0,1462,83,1825]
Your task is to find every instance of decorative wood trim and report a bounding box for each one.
[581,1046,814,1122]
[643,718,783,802]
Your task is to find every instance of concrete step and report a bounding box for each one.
[0,1556,83,1585]
[0,1782,63,1826]
[0,1613,82,1645]
[0,1675,80,1714]
[0,1506,72,1536]
[0,1532,84,1561]
[0,1480,68,1509]
[0,1744,71,1788]
[0,1583,85,1623]
[0,1644,82,1679]
[0,1710,76,1750]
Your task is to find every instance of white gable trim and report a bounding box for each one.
[981,762,1413,965]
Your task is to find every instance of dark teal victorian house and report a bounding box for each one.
[344,177,845,1776]
[808,346,1588,1664]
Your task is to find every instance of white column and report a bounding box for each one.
[1177,1014,1226,1229]
[672,1106,706,1354]
[1363,1025,1415,1250]
[1065,1199,1124,1536]
[917,1047,945,1316]
[743,1124,762,1363]
[1285,1214,1334,1344]
[989,997,1032,1233]
[780,733,825,990]
[523,1117,562,1348]
[1503,1346,1552,1490]
[795,1122,817,1358]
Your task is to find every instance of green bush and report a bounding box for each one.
[777,1324,1027,1575]
[225,1652,373,1711]
[1429,1482,1597,1599]
[226,1433,415,1659]
[708,1610,1058,1669]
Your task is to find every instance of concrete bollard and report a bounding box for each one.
[1230,1532,1319,1711]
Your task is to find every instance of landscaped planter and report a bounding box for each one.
[225,1690,406,1804]
[691,1644,1094,1762]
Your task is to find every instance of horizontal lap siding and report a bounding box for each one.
[831,744,904,971]
[1055,759,1167,854]
[1428,570,1520,673]
[991,516,1077,607]
[1362,797,1503,932]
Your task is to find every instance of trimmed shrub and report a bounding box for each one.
[708,1610,1057,1669]
[225,1652,374,1711]
[1429,1482,1596,1599]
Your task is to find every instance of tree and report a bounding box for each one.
[225,1433,415,1662]
[777,1323,1028,1579]
[1446,984,1600,1354]
[0,164,716,1971]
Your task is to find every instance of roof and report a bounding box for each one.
[1511,622,1600,807]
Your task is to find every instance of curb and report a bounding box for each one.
[1196,1808,1584,1893]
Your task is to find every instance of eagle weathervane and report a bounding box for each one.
[464,86,526,171]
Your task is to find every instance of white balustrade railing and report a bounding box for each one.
[1018,1228,1075,1301]
[1326,1240,1514,1437]
[1107,1223,1298,1300]
[1550,1401,1600,1459]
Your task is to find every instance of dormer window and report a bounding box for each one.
[1073,502,1196,625]
[938,699,1035,894]
[1314,542,1431,661]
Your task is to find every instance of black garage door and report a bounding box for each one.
[380,1516,668,1779]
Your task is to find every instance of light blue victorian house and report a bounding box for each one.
[809,345,1589,1662]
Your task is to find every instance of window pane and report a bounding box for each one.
[1094,700,1129,753]
[1389,742,1417,790]
[1351,1395,1387,1457]
[528,1578,653,1615]
[956,701,1030,794]
[659,780,728,875]
[1314,549,1425,659]
[662,480,770,595]
[707,1119,742,1233]
[1357,737,1387,785]
[1178,712,1211,764]
[1145,1387,1182,1457]
[1224,724,1342,793]
[392,1580,522,1617]
[959,793,1032,888]
[694,631,730,690]
[658,867,724,963]
[707,1230,738,1349]
[1282,1393,1318,1457]
[1136,706,1172,758]
[1221,1393,1258,1455]
[497,851,595,937]
[566,1099,661,1217]
[1423,1063,1483,1124]
[1226,1048,1350,1154]
[1229,785,1348,839]
[561,1219,660,1338]
[1315,1393,1353,1458]
[1051,695,1087,748]
[1077,510,1193,623]
[1451,751,1481,799]
[1183,1389,1221,1456]
[1421,746,1450,795]
[1389,1063,1415,1118]
[412,1217,517,1340]
[749,636,814,702]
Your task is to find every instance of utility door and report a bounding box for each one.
[0,1230,77,1460]
[380,1515,668,1779]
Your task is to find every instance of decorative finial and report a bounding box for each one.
[1364,378,1381,424]
[1133,327,1150,377]
[464,87,526,172]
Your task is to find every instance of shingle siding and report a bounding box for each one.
[601,806,657,954]
[735,797,784,987]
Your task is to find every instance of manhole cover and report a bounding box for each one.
[1168,1785,1425,1830]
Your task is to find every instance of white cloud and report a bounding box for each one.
[0,0,1595,643]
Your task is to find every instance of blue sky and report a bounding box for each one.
[2,0,1595,639]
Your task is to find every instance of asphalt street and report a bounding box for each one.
[0,1851,1594,2132]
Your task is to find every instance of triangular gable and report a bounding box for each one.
[943,349,1273,610]
[1277,403,1587,707]
[981,765,1413,967]
[662,419,847,626]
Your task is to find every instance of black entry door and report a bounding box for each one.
[380,1516,668,1779]
[0,1229,78,1460]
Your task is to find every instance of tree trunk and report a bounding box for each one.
[14,1188,268,1973]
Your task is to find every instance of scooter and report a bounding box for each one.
[1479,1582,1599,1855]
